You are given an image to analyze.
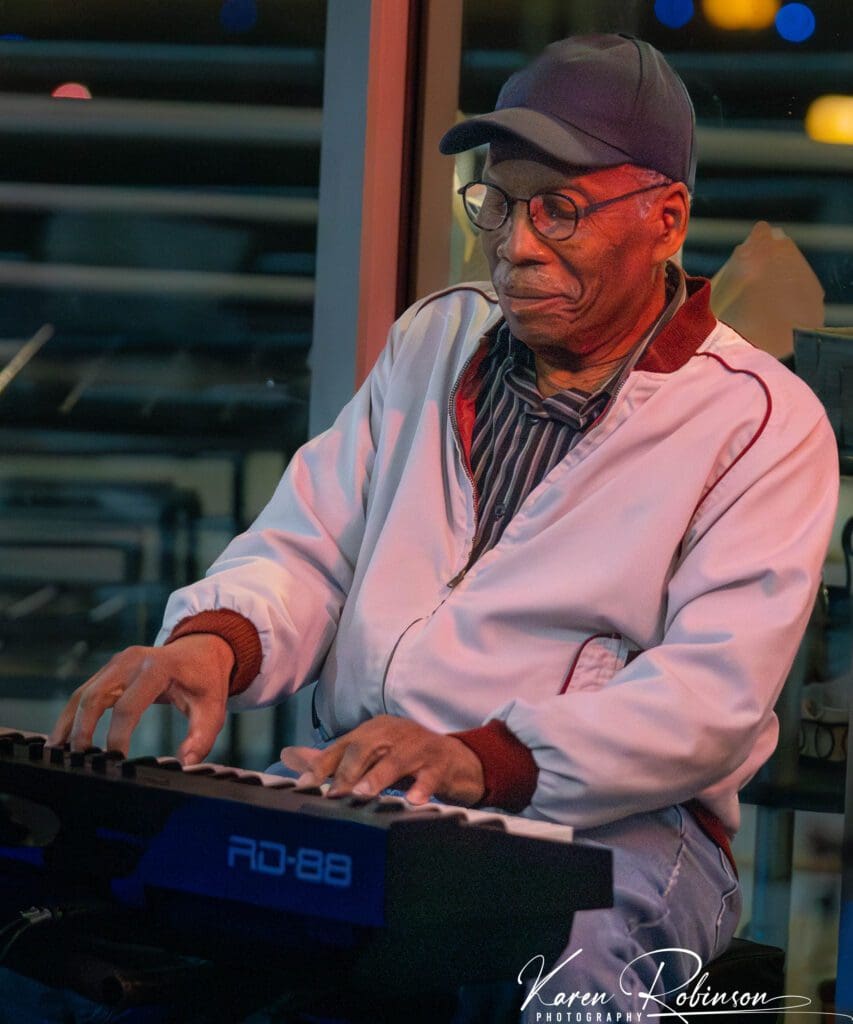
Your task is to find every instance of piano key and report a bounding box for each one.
[120,756,158,779]
[346,794,378,808]
[372,798,407,813]
[291,783,324,795]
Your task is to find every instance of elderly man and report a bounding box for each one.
[51,34,837,1013]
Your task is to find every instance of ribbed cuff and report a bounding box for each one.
[451,719,538,813]
[165,610,262,697]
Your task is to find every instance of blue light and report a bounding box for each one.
[220,0,258,33]
[775,3,816,43]
[654,0,695,29]
[0,34,27,41]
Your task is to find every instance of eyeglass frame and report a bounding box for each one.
[456,179,670,242]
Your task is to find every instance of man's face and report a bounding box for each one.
[479,156,679,367]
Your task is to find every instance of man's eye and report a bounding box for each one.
[538,194,576,222]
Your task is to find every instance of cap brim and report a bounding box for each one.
[439,107,634,169]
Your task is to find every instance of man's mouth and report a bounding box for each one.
[502,290,558,300]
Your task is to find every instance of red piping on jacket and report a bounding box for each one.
[687,352,773,525]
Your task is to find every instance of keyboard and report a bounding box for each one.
[0,726,612,996]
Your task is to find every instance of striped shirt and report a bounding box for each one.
[468,265,685,563]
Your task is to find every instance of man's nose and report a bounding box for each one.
[495,202,546,263]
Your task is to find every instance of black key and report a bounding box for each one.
[234,775,263,786]
[121,756,157,779]
[264,779,296,789]
[292,784,324,796]
[373,799,407,814]
[27,741,46,761]
[48,747,65,765]
[156,758,183,772]
[68,746,103,768]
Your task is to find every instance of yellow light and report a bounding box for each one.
[805,95,853,145]
[702,0,779,30]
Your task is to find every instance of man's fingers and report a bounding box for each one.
[403,768,442,805]
[67,664,139,751]
[47,687,84,747]
[327,740,393,796]
[280,745,319,773]
[177,694,227,766]
[106,666,170,756]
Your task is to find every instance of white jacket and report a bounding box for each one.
[158,279,839,836]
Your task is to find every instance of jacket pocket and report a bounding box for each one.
[559,632,636,694]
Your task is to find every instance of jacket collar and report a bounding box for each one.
[633,275,716,374]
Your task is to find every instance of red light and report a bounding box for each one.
[51,83,92,100]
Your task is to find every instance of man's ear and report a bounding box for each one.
[652,182,690,263]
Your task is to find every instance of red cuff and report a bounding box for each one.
[451,719,538,813]
[165,609,262,697]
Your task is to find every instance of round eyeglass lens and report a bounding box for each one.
[528,193,579,239]
[462,183,507,230]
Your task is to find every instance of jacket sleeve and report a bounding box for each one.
[487,404,839,829]
[154,321,403,708]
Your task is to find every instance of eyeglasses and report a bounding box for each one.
[457,180,667,242]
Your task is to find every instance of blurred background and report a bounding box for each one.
[0,0,849,1009]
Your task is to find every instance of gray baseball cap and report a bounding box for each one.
[439,34,696,190]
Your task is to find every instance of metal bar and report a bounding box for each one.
[0,39,322,77]
[750,805,795,952]
[0,262,314,302]
[0,93,322,146]
[688,218,853,253]
[0,324,55,397]
[0,183,318,224]
[826,305,853,326]
[696,126,853,173]
[308,0,372,436]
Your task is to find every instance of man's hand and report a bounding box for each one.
[48,634,234,764]
[281,715,486,806]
